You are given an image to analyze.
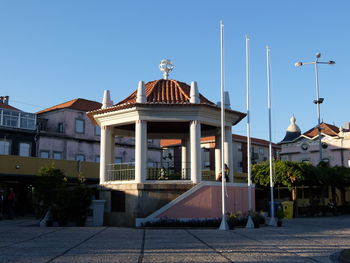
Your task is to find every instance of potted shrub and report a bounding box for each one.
[252,211,266,228]
[276,207,285,227]
[226,212,236,230]
[71,184,92,226]
[55,187,70,226]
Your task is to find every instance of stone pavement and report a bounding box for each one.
[0,216,349,263]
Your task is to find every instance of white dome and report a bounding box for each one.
[287,114,301,133]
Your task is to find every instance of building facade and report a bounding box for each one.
[161,134,281,177]
[36,98,161,165]
[279,115,350,167]
[0,96,37,157]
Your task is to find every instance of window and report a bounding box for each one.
[237,144,242,152]
[40,150,50,158]
[94,126,101,136]
[37,118,47,131]
[148,161,157,168]
[95,155,100,163]
[58,123,64,133]
[259,148,264,155]
[3,110,19,127]
[75,119,85,134]
[75,154,85,162]
[19,143,31,157]
[53,151,62,160]
[115,157,122,164]
[203,148,210,168]
[1,110,35,130]
[0,140,10,155]
[20,112,36,129]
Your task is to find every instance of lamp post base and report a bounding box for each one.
[246,215,254,228]
[219,217,229,230]
[268,216,276,226]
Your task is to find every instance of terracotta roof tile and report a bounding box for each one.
[37,98,102,114]
[303,122,340,138]
[0,103,21,111]
[116,79,216,106]
[87,79,246,125]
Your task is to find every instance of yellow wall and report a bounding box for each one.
[0,155,99,179]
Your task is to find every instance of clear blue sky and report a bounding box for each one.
[0,1,348,142]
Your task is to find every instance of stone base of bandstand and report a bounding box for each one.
[99,182,195,227]
[99,181,255,227]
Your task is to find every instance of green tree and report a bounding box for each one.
[33,164,67,218]
[252,160,311,189]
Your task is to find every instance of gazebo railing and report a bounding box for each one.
[147,162,191,180]
[106,163,135,181]
[201,170,216,181]
[105,162,191,181]
[106,163,249,183]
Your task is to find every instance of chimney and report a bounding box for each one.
[3,96,9,105]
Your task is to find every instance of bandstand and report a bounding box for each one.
[87,60,250,226]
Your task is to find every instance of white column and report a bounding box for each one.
[100,126,114,184]
[215,134,221,180]
[181,139,189,179]
[190,120,201,183]
[224,126,233,182]
[135,120,147,183]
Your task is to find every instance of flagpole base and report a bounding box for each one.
[245,215,254,228]
[268,216,276,226]
[219,217,229,230]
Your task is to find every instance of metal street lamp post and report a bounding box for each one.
[295,53,335,163]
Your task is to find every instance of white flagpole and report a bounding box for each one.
[245,35,254,228]
[267,46,276,226]
[219,20,228,230]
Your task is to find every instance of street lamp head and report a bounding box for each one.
[295,62,303,67]
[328,60,336,65]
[316,52,321,58]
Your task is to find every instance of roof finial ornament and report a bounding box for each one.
[159,59,174,80]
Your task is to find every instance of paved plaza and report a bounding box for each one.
[0,216,349,263]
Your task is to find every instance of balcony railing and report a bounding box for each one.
[105,163,246,182]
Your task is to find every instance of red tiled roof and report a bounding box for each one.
[232,134,280,147]
[0,103,21,111]
[37,98,102,114]
[116,79,216,106]
[161,134,281,148]
[303,122,340,138]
